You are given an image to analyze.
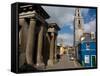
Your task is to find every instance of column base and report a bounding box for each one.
[47,59,54,66]
[35,62,45,70]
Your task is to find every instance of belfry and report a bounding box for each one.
[74,8,84,60]
[74,8,84,46]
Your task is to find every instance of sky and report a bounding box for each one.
[42,6,96,46]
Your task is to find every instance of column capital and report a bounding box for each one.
[19,11,36,19]
[19,18,25,27]
[30,17,36,21]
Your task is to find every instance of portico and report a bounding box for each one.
[18,4,60,70]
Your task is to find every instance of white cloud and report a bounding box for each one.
[70,25,74,30]
[42,6,90,30]
[57,33,73,46]
[42,6,80,46]
[42,6,75,28]
[42,6,96,46]
[84,19,96,32]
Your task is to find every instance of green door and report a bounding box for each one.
[92,56,96,67]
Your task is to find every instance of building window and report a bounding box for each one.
[78,9,80,13]
[86,43,90,50]
[79,20,80,24]
[78,13,80,16]
[78,20,81,29]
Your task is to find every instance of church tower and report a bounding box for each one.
[74,8,84,46]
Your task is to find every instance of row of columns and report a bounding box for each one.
[19,12,59,69]
[19,16,45,68]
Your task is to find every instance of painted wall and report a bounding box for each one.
[78,39,96,67]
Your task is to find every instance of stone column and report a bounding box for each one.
[36,24,45,68]
[19,18,28,68]
[46,33,50,43]
[48,32,55,66]
[19,18,28,53]
[26,18,36,65]
[54,35,57,63]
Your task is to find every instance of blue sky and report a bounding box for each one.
[42,6,96,46]
[58,8,96,35]
[82,8,96,24]
[58,24,73,34]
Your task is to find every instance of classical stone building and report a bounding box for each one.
[18,4,60,70]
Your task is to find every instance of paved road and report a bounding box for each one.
[46,54,82,70]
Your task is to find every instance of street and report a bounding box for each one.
[46,53,82,70]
